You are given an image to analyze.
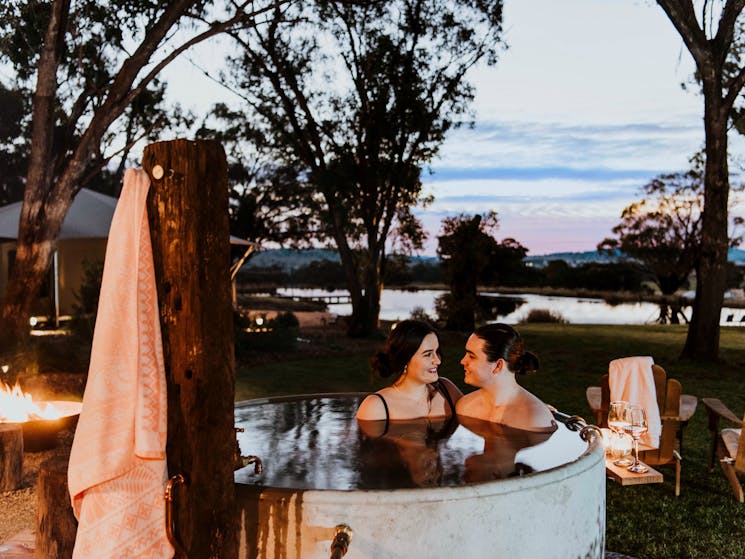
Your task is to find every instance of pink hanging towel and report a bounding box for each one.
[68,168,173,559]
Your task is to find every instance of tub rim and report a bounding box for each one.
[235,392,605,501]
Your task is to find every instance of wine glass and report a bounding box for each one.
[607,401,632,466]
[623,405,649,474]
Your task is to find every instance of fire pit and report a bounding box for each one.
[0,382,82,451]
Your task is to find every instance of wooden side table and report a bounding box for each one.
[605,458,663,485]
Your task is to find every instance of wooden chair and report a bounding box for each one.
[702,398,745,502]
[589,364,687,496]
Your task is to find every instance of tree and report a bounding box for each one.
[0,82,27,205]
[485,237,530,287]
[437,212,527,331]
[600,159,743,323]
[0,0,274,351]
[217,0,505,336]
[196,104,323,255]
[600,168,702,324]
[656,0,745,358]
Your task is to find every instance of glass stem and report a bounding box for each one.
[633,437,639,467]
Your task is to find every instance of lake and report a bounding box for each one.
[277,287,745,326]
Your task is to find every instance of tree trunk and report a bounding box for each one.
[0,0,71,354]
[0,424,23,492]
[143,139,238,558]
[0,0,207,354]
[36,453,77,559]
[337,242,383,337]
[682,83,729,361]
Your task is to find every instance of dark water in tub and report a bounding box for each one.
[234,396,588,490]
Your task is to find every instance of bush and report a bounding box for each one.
[519,308,568,324]
[234,311,300,357]
[409,306,437,326]
[271,311,300,329]
[69,259,104,343]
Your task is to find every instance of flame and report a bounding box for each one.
[0,381,63,423]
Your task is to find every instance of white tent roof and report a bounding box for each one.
[0,188,253,245]
[0,188,117,240]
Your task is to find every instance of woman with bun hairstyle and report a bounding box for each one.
[356,319,462,421]
[456,323,555,431]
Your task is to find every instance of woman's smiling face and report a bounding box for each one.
[405,333,441,384]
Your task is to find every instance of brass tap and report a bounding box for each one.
[330,524,353,559]
[238,455,264,474]
[234,427,263,473]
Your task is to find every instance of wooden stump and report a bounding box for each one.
[36,453,77,559]
[143,139,238,558]
[0,423,23,491]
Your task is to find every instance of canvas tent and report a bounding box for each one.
[0,188,256,325]
[0,188,117,325]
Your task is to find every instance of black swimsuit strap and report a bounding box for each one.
[372,392,390,434]
[436,379,455,415]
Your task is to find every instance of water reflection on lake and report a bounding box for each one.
[276,287,745,326]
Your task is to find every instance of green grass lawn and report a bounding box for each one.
[236,324,745,559]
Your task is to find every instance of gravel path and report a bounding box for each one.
[0,423,74,547]
[0,448,58,545]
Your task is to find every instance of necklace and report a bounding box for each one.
[393,383,433,414]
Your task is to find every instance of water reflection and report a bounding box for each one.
[357,416,458,488]
[457,417,556,482]
[475,294,526,322]
[235,396,588,490]
[277,287,745,326]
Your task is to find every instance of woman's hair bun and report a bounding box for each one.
[371,351,394,378]
[515,351,539,375]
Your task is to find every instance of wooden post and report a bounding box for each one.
[142,140,237,558]
[35,454,77,559]
[0,423,23,491]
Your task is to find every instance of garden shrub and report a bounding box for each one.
[519,308,568,324]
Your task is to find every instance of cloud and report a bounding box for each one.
[432,119,703,172]
[426,165,659,182]
[411,115,715,254]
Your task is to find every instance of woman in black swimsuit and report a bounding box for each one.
[356,319,462,422]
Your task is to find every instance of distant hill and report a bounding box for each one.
[524,251,620,268]
[245,247,745,271]
[247,248,340,270]
[246,248,437,271]
[527,248,745,267]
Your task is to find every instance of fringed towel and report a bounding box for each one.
[609,356,662,449]
[68,168,173,558]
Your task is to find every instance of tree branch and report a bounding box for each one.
[656,0,712,68]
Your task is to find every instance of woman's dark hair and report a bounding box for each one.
[472,323,538,375]
[371,319,440,381]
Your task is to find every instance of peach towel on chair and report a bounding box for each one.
[68,168,173,558]
[609,356,662,449]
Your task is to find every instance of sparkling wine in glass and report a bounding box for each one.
[607,401,632,466]
[623,405,649,474]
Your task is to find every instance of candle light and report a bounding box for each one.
[610,432,633,461]
[600,428,612,453]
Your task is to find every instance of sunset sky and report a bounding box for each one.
[164,0,745,256]
[418,0,745,256]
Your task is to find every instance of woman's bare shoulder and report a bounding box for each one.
[355,393,388,420]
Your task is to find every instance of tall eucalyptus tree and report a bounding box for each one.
[219,0,505,336]
[656,0,745,358]
[0,0,277,349]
